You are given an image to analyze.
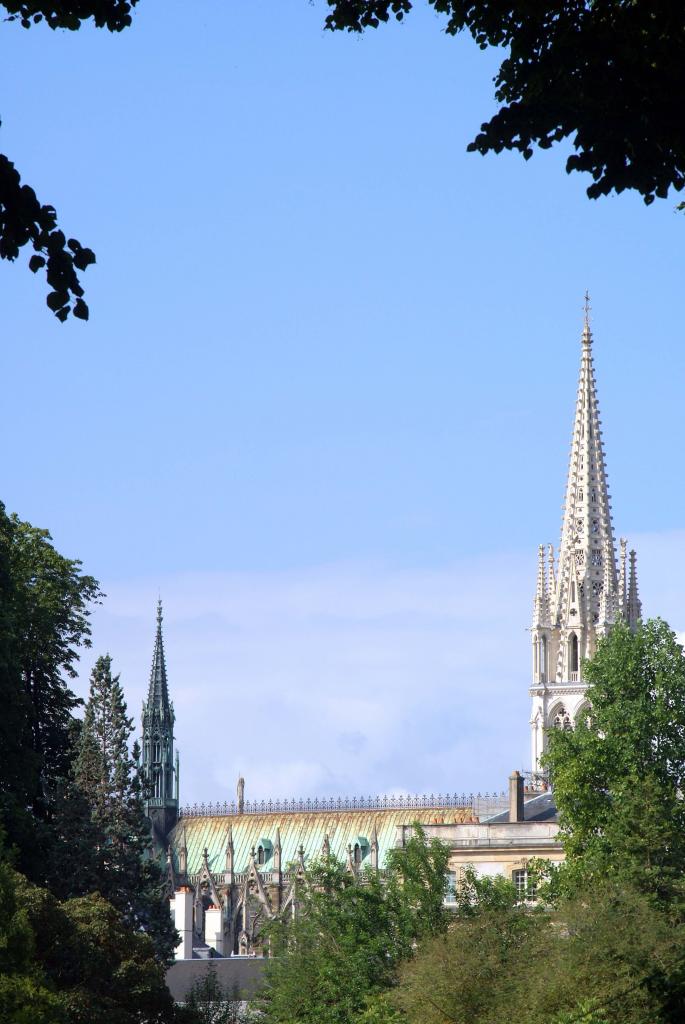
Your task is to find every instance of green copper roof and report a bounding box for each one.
[171,806,475,876]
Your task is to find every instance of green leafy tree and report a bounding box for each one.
[395,873,542,1024]
[0,855,67,1024]
[258,825,449,1024]
[0,503,101,880]
[393,868,685,1024]
[182,965,246,1024]
[73,654,178,960]
[0,506,37,844]
[1,2,142,320]
[545,618,685,899]
[324,2,685,206]
[7,512,101,789]
[0,854,181,1024]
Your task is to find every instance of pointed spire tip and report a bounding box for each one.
[582,291,592,347]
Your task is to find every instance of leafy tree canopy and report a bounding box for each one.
[324,2,685,206]
[0,501,101,879]
[258,826,449,1024]
[394,872,685,1024]
[182,965,246,1024]
[0,2,140,321]
[0,853,180,1024]
[545,618,685,900]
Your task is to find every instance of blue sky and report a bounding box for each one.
[2,1,684,803]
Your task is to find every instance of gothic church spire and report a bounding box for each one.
[141,599,179,851]
[147,599,171,714]
[552,295,618,633]
[529,297,641,772]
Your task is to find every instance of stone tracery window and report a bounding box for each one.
[552,706,572,731]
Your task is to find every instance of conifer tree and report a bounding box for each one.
[75,655,177,960]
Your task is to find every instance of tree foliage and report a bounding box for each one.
[545,618,685,899]
[0,2,141,321]
[0,501,101,879]
[182,965,246,1024]
[324,2,685,205]
[257,826,449,1024]
[394,873,685,1024]
[70,654,178,960]
[0,853,181,1024]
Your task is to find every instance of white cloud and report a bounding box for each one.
[75,531,685,807]
[79,554,531,805]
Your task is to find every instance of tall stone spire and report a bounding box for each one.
[147,598,171,714]
[552,295,618,640]
[141,600,179,851]
[529,298,640,771]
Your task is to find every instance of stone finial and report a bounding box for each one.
[322,834,330,858]
[618,537,627,615]
[370,824,379,870]
[547,544,556,601]
[237,774,245,814]
[346,843,355,873]
[274,828,282,874]
[582,290,592,343]
[626,548,642,631]
[178,827,187,875]
[532,544,549,628]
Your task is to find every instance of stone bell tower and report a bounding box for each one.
[141,600,179,850]
[529,298,641,771]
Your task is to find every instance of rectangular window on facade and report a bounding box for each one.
[512,868,537,901]
[444,871,457,905]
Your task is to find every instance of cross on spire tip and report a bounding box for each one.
[582,291,592,347]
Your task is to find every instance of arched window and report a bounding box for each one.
[552,705,572,731]
[153,736,161,762]
[568,633,579,676]
[354,843,361,866]
[257,846,265,865]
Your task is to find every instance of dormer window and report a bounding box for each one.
[256,838,272,866]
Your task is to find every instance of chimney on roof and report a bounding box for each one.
[508,771,524,823]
